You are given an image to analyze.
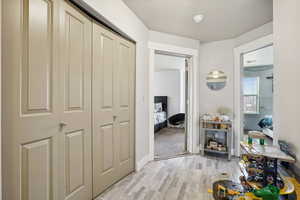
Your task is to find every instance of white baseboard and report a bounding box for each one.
[232,149,236,157]
[193,145,200,154]
[136,154,151,171]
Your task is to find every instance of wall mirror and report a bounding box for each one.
[206,70,227,91]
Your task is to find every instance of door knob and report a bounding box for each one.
[59,122,67,129]
[113,116,117,121]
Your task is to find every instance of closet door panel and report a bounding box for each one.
[59,2,92,200]
[65,130,85,194]
[94,30,114,120]
[92,23,119,197]
[2,0,60,199]
[119,122,130,163]
[101,35,114,109]
[23,0,53,113]
[116,38,135,179]
[21,139,52,200]
[119,44,130,108]
[64,14,84,111]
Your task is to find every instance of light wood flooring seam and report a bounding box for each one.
[96,155,240,200]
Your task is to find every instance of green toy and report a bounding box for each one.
[247,137,253,145]
[253,184,280,200]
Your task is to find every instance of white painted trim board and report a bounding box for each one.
[135,155,151,171]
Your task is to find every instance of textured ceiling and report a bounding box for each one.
[122,0,273,42]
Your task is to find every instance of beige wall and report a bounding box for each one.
[199,39,235,115]
[199,23,273,116]
[198,23,273,153]
[274,0,300,167]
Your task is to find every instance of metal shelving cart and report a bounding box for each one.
[200,120,233,160]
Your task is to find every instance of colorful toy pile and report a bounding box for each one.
[210,141,297,200]
[240,154,285,190]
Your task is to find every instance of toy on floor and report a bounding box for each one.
[252,184,279,200]
[210,141,298,200]
[211,179,282,200]
[212,180,243,200]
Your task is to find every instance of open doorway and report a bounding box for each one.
[234,35,275,156]
[153,52,189,159]
[242,45,274,145]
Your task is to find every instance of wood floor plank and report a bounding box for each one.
[96,155,240,200]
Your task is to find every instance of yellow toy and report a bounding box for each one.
[211,180,243,200]
[208,186,262,200]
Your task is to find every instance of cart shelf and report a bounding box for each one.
[200,120,233,160]
[204,128,229,132]
[204,148,228,154]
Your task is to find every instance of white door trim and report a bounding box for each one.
[234,34,274,156]
[148,42,199,161]
[0,0,2,197]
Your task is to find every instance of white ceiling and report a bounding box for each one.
[122,0,273,42]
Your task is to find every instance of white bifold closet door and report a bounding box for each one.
[3,0,135,199]
[59,2,93,200]
[92,22,135,197]
[2,0,92,200]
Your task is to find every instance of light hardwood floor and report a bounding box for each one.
[96,155,241,200]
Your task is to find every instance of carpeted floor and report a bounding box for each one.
[154,127,186,159]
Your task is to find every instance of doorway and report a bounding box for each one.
[148,42,199,162]
[234,35,275,156]
[242,46,274,145]
[153,53,189,159]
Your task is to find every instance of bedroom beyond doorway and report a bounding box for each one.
[153,52,189,159]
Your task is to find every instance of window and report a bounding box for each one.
[243,77,259,114]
